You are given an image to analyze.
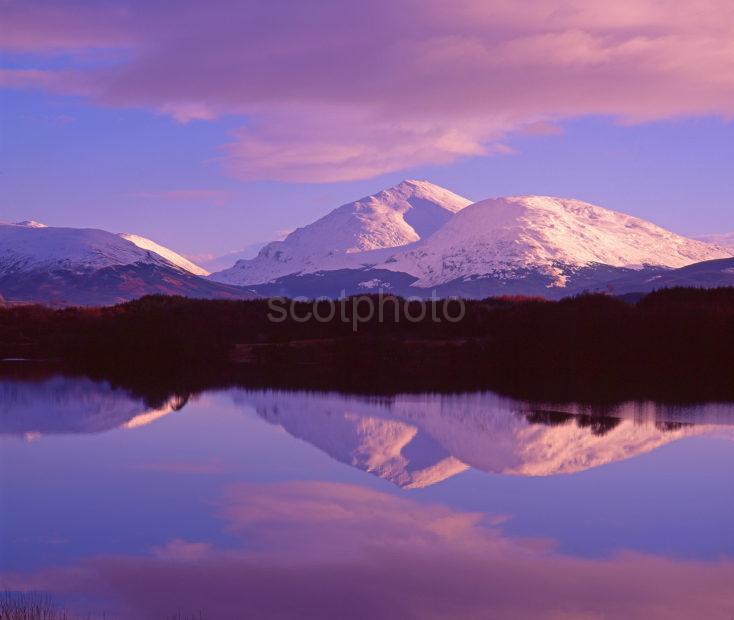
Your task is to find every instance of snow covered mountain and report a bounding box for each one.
[120,233,209,276]
[5,185,732,305]
[0,221,248,306]
[382,196,732,288]
[0,221,173,275]
[213,184,731,298]
[210,180,471,285]
[0,221,208,276]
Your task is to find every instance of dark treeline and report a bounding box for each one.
[1,288,734,403]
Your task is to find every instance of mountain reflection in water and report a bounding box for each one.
[2,374,734,619]
[3,376,732,484]
[243,390,734,485]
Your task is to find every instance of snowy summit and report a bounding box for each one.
[0,223,174,275]
[210,183,731,291]
[209,180,471,285]
[383,195,733,287]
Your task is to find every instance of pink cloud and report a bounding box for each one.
[4,481,734,619]
[151,539,213,561]
[223,108,492,183]
[0,1,133,52]
[3,0,734,181]
[519,121,565,136]
[0,68,87,92]
[130,189,230,207]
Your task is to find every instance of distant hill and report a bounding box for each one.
[0,222,251,306]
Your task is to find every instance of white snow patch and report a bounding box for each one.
[14,220,48,228]
[120,233,209,276]
[358,278,392,290]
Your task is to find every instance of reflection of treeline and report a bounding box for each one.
[1,288,733,402]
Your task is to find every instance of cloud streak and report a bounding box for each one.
[3,0,734,181]
[130,189,230,207]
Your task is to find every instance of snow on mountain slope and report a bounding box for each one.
[1,221,208,276]
[382,196,733,287]
[0,222,175,275]
[0,222,250,306]
[120,233,209,276]
[210,180,471,285]
[14,220,48,228]
[695,232,734,252]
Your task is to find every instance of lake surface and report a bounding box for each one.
[2,375,734,619]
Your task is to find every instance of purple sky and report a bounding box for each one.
[1,0,733,261]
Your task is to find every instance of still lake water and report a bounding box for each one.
[1,375,734,619]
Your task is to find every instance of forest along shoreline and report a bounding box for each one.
[1,287,733,403]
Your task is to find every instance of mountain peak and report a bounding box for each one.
[0,224,247,305]
[14,220,48,228]
[379,179,471,214]
[0,222,210,278]
[210,181,472,285]
[395,178,440,190]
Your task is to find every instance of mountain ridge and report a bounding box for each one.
[209,180,472,286]
[211,182,731,294]
[695,232,734,252]
[0,223,174,275]
[4,182,733,304]
[120,233,210,276]
[382,195,732,287]
[0,222,250,306]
